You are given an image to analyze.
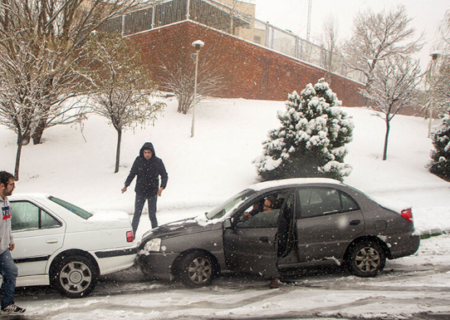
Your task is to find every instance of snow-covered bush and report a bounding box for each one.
[254,79,354,181]
[430,108,450,179]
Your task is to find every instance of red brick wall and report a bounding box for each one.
[130,21,366,106]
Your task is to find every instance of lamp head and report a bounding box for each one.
[430,51,441,61]
[192,40,204,52]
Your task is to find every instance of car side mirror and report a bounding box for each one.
[223,218,232,229]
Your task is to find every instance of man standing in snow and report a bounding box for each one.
[122,142,168,237]
[0,171,25,314]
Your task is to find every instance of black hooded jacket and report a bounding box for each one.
[124,142,168,196]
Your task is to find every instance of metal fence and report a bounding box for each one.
[100,0,364,82]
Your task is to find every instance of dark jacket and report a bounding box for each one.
[124,142,168,196]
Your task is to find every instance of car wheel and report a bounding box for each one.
[346,240,386,277]
[50,255,98,298]
[178,252,215,288]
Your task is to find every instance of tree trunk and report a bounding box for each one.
[114,129,122,173]
[383,118,390,161]
[14,136,23,181]
[32,119,47,144]
[21,133,31,146]
[181,95,188,114]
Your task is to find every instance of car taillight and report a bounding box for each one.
[126,231,134,242]
[401,208,413,223]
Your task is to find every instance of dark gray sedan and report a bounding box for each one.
[137,178,420,287]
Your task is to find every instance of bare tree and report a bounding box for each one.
[422,10,450,135]
[342,5,423,91]
[432,10,450,110]
[0,36,85,180]
[362,55,422,160]
[432,60,450,111]
[83,32,165,173]
[160,48,224,114]
[0,0,145,145]
[423,52,447,136]
[440,9,450,47]
[321,15,340,83]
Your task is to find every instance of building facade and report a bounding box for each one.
[130,20,366,105]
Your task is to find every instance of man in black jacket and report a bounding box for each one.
[122,142,168,236]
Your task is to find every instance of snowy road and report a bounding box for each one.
[13,234,450,320]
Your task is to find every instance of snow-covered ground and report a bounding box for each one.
[1,96,450,319]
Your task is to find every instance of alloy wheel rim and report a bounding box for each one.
[59,261,92,293]
[187,257,212,284]
[355,246,380,273]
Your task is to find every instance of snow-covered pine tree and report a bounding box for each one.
[430,108,450,179]
[254,79,354,181]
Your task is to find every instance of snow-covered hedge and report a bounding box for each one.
[430,109,450,179]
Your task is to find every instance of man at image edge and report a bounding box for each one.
[0,171,25,314]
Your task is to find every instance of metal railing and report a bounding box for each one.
[99,0,365,82]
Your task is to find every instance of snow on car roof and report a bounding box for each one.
[9,193,51,200]
[248,178,344,191]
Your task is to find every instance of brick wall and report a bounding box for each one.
[130,21,366,106]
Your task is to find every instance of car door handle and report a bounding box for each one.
[259,236,269,243]
[350,220,361,226]
[46,239,58,244]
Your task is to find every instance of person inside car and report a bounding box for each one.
[243,199,264,219]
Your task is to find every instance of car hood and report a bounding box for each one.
[142,217,212,241]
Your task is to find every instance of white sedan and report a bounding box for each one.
[6,194,137,298]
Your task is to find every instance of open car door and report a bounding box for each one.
[223,190,293,278]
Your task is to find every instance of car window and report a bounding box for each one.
[10,201,61,231]
[234,191,289,228]
[341,192,359,212]
[41,210,61,228]
[49,196,93,219]
[206,189,254,220]
[298,188,359,218]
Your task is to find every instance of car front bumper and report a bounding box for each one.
[137,251,179,281]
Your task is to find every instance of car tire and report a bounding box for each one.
[178,251,215,288]
[50,255,98,298]
[346,240,386,277]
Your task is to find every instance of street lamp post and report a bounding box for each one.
[428,51,440,138]
[191,40,204,138]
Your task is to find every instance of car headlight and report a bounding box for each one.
[144,238,162,252]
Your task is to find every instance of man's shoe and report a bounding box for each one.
[1,304,26,314]
[269,278,279,289]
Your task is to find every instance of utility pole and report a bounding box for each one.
[307,0,312,41]
[186,0,190,19]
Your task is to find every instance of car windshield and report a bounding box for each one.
[205,189,254,220]
[49,196,93,220]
